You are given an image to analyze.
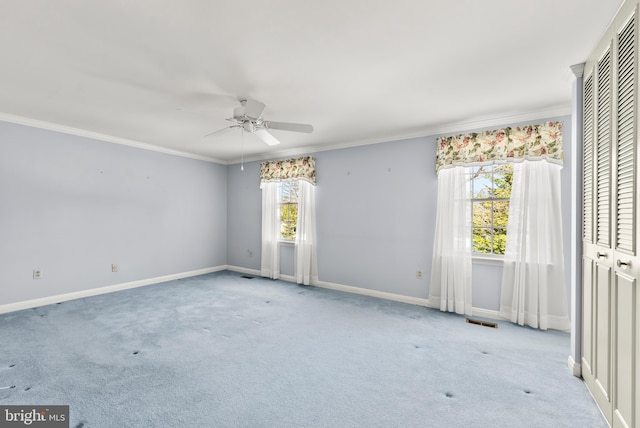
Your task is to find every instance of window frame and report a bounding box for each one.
[278,180,299,242]
[467,164,512,260]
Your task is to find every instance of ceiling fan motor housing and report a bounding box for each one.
[233,104,246,120]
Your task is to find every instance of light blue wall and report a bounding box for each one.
[226,161,262,271]
[1,114,573,315]
[313,138,435,297]
[0,121,227,306]
[226,136,436,296]
[226,138,435,298]
[227,115,573,313]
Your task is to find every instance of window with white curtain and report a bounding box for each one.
[260,156,318,285]
[433,122,569,329]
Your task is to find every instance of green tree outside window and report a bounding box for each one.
[279,181,299,240]
[469,164,512,255]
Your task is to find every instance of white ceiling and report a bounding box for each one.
[0,0,624,163]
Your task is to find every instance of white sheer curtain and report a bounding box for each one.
[295,180,318,285]
[260,182,280,279]
[500,160,570,330]
[429,166,473,315]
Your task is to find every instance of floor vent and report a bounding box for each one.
[466,318,498,328]
[241,275,255,279]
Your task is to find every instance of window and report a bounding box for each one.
[468,164,513,255]
[279,180,299,240]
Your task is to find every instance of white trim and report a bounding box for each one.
[225,265,432,306]
[2,107,570,166]
[0,263,511,324]
[225,265,261,276]
[225,266,296,283]
[0,266,226,315]
[314,280,432,307]
[472,256,505,266]
[0,112,226,164]
[227,106,572,164]
[224,265,298,284]
[315,280,504,322]
[568,62,584,378]
[570,63,585,79]
[226,265,508,318]
[470,307,503,321]
[568,356,582,377]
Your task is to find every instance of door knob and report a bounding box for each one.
[617,259,630,269]
[597,252,608,259]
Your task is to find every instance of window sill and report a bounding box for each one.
[472,255,504,266]
[278,240,295,246]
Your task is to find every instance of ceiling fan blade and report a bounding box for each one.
[265,121,314,133]
[243,99,267,119]
[253,129,281,146]
[204,126,235,137]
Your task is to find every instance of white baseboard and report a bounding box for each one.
[568,356,582,377]
[2,263,507,323]
[470,307,503,321]
[225,265,507,318]
[224,266,296,283]
[314,280,506,322]
[224,265,430,306]
[314,280,432,307]
[280,274,296,282]
[0,266,227,315]
[225,265,261,276]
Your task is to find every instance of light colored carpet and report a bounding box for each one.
[0,271,606,427]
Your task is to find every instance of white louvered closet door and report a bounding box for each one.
[612,13,639,428]
[582,4,639,428]
[583,40,615,423]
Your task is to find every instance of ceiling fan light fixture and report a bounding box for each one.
[254,129,280,146]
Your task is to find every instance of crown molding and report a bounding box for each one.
[1,104,571,167]
[408,104,571,137]
[0,112,226,164]
[227,104,572,164]
[570,63,585,78]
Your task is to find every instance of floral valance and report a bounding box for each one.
[260,156,316,185]
[435,121,563,172]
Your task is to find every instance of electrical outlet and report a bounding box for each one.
[416,270,423,279]
[111,264,118,272]
[33,270,42,279]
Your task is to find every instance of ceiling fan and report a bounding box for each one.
[205,99,313,145]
